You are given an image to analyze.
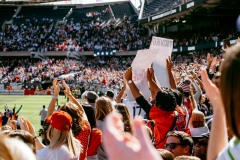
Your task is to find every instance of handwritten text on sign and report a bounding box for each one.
[150,37,173,48]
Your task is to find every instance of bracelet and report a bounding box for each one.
[33,136,38,141]
[52,95,58,99]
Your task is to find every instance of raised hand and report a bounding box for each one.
[52,78,60,97]
[147,64,154,82]
[207,53,212,67]
[62,80,72,98]
[125,67,133,81]
[103,112,162,160]
[166,56,173,71]
[20,117,36,137]
[200,68,224,110]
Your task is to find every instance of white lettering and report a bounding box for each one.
[188,46,195,51]
[187,2,194,8]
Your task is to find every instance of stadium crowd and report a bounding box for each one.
[1,37,240,160]
[1,15,239,52]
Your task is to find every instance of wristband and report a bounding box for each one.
[52,95,58,99]
[33,136,38,141]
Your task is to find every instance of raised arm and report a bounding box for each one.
[20,117,45,150]
[166,57,177,89]
[201,69,228,160]
[47,78,60,118]
[146,65,160,100]
[125,67,142,99]
[193,72,204,91]
[191,78,202,104]
[115,79,127,103]
[62,80,88,120]
[125,67,152,116]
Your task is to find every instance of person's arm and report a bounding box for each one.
[125,67,142,99]
[189,86,198,110]
[166,57,177,89]
[200,69,228,160]
[192,79,202,104]
[125,67,152,115]
[115,80,127,103]
[20,117,45,150]
[193,72,204,91]
[47,78,60,118]
[62,80,88,121]
[146,66,160,100]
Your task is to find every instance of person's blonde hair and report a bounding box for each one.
[1,130,36,154]
[220,43,240,139]
[189,110,205,128]
[47,125,82,158]
[0,134,36,160]
[95,97,113,121]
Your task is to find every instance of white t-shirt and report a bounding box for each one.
[217,137,240,160]
[37,145,79,160]
[122,98,146,121]
[40,109,47,121]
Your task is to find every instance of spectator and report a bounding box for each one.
[0,134,36,160]
[125,67,187,149]
[165,131,193,158]
[157,149,174,160]
[20,111,81,160]
[114,103,133,134]
[1,112,9,126]
[48,79,91,160]
[192,132,209,160]
[105,90,117,106]
[95,97,114,160]
[1,129,36,154]
[83,105,102,160]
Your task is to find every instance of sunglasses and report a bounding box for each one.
[164,143,182,149]
[194,140,208,146]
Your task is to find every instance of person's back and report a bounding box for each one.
[37,145,79,160]
[39,105,47,126]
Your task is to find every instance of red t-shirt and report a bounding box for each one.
[149,106,175,149]
[75,120,91,160]
[87,128,102,156]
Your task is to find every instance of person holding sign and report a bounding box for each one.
[125,62,187,149]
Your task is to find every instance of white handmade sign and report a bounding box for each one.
[126,37,173,101]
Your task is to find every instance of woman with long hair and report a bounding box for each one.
[20,111,81,160]
[48,79,91,160]
[114,103,133,135]
[95,97,114,160]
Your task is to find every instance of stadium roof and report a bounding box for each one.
[0,0,130,5]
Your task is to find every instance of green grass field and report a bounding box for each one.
[0,95,67,132]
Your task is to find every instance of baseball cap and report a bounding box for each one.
[190,125,209,138]
[105,90,114,98]
[87,91,99,101]
[46,111,72,131]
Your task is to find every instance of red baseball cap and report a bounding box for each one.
[46,111,72,131]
